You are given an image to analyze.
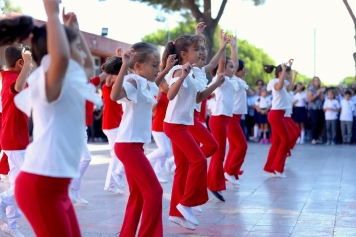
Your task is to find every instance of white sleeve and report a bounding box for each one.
[118,81,138,104]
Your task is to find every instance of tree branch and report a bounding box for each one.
[204,0,211,19]
[183,0,203,21]
[343,0,356,26]
[214,0,228,26]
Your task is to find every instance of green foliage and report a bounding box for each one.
[0,0,22,13]
[340,76,355,87]
[142,20,278,86]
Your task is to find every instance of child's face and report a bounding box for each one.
[224,59,234,78]
[136,51,161,82]
[71,37,86,67]
[345,94,351,100]
[181,43,202,65]
[327,91,334,100]
[261,90,267,97]
[196,45,207,68]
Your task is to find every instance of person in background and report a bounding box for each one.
[351,89,356,144]
[246,88,258,139]
[255,88,271,144]
[293,82,308,144]
[323,90,340,145]
[339,90,354,145]
[307,77,325,145]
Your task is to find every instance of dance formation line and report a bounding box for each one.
[0,1,302,237]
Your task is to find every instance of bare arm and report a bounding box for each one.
[155,54,177,86]
[204,30,228,72]
[229,36,239,72]
[62,9,94,78]
[274,64,286,91]
[14,50,32,92]
[167,62,192,101]
[43,1,70,102]
[217,45,226,75]
[196,73,225,103]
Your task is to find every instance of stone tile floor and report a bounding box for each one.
[0,142,356,237]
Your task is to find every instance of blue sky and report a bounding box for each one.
[11,0,356,85]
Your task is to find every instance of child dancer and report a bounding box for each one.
[0,43,32,236]
[323,90,340,145]
[10,4,100,236]
[340,90,354,145]
[101,51,126,193]
[111,43,174,237]
[208,35,241,200]
[0,67,10,177]
[263,63,291,178]
[255,88,271,144]
[147,77,172,183]
[163,34,224,229]
[186,25,228,161]
[293,82,308,144]
[224,57,249,187]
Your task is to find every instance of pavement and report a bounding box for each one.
[0,142,355,237]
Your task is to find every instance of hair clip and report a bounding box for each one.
[172,41,176,46]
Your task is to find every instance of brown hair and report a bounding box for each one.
[161,34,205,71]
[130,42,159,69]
[5,44,30,68]
[0,16,77,66]
[101,56,122,75]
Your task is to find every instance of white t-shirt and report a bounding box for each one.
[116,74,158,143]
[232,76,248,115]
[340,99,354,122]
[352,95,356,116]
[191,66,208,112]
[164,65,200,125]
[255,96,271,109]
[267,78,290,110]
[14,55,102,178]
[294,91,307,107]
[323,99,340,120]
[284,91,294,117]
[210,75,239,117]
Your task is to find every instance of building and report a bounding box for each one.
[0,13,132,75]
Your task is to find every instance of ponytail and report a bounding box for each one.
[161,41,177,71]
[0,16,77,66]
[263,64,291,78]
[101,56,123,75]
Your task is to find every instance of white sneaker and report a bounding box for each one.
[68,188,77,203]
[296,137,301,144]
[224,172,239,186]
[1,225,24,237]
[265,171,276,178]
[104,186,124,195]
[274,171,286,178]
[0,199,7,224]
[176,204,199,226]
[157,177,167,183]
[76,196,89,206]
[193,205,202,213]
[70,189,89,205]
[112,173,125,188]
[168,216,195,230]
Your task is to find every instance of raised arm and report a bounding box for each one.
[274,64,286,91]
[110,51,134,101]
[229,35,239,72]
[196,73,225,103]
[288,70,297,92]
[43,1,70,102]
[204,30,229,72]
[14,49,32,92]
[62,8,94,78]
[167,62,192,100]
[217,41,226,75]
[155,54,177,86]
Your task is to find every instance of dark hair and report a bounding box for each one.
[101,56,122,75]
[211,56,232,76]
[236,59,245,72]
[5,44,30,68]
[327,89,335,97]
[345,90,352,96]
[263,64,291,78]
[161,34,204,71]
[293,82,305,91]
[0,16,77,66]
[130,42,158,70]
[255,79,264,86]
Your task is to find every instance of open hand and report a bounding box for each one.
[215,73,225,87]
[229,35,237,47]
[22,48,32,64]
[115,47,123,57]
[195,22,207,35]
[220,30,229,48]
[121,50,135,66]
[165,54,178,71]
[62,7,79,31]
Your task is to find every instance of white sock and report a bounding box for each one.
[301,130,305,141]
[254,126,259,138]
[263,130,267,139]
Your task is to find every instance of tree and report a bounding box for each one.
[0,0,22,13]
[132,0,265,61]
[340,76,355,87]
[343,0,356,82]
[142,20,278,86]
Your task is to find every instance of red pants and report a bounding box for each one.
[284,117,300,150]
[208,115,231,191]
[264,110,290,173]
[188,110,218,157]
[0,113,9,175]
[15,172,81,237]
[114,143,163,237]
[164,123,208,217]
[225,114,248,180]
